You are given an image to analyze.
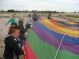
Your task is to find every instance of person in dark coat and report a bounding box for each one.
[3,26,24,59]
[18,17,26,47]
[47,13,52,19]
[32,13,38,22]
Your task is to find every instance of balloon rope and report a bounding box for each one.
[54,34,65,59]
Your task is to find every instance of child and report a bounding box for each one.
[25,14,33,30]
[3,26,24,59]
[32,13,38,22]
[47,13,52,19]
[5,14,17,26]
[18,17,26,47]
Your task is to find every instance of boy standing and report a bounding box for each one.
[3,26,24,59]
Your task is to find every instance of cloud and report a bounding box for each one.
[0,0,79,12]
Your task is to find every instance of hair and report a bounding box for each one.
[11,23,17,26]
[8,26,20,35]
[28,14,31,17]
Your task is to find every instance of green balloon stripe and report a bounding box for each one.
[27,30,79,59]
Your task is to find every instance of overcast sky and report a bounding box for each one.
[0,0,79,12]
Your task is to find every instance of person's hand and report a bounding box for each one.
[24,32,27,36]
[19,55,24,59]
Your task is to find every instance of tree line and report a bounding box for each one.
[0,9,62,13]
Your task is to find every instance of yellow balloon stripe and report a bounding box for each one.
[68,21,77,24]
[40,19,79,38]
[49,19,78,31]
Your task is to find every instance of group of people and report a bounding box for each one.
[4,14,25,59]
[3,13,39,59]
[3,13,52,59]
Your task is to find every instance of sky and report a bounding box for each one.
[0,0,79,12]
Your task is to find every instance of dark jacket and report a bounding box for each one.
[18,20,26,37]
[32,14,38,21]
[3,36,24,59]
[18,21,26,47]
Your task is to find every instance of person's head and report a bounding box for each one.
[8,26,20,38]
[48,13,51,16]
[11,14,16,18]
[11,23,17,26]
[28,14,31,17]
[19,16,24,21]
